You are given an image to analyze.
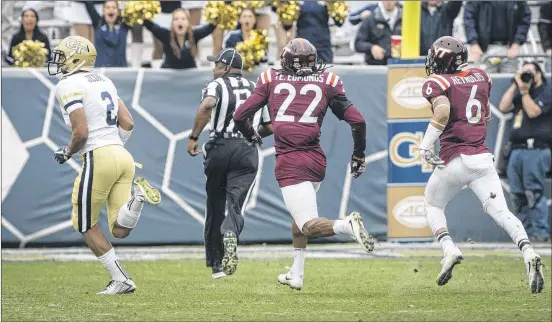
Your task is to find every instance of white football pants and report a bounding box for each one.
[425,153,511,233]
[281,181,321,232]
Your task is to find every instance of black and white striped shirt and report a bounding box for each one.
[202,73,271,136]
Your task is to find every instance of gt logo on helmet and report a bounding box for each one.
[66,39,89,54]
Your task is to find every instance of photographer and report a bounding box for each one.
[499,62,552,242]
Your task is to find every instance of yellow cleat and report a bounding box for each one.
[133,177,161,205]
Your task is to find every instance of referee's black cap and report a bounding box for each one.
[207,49,243,70]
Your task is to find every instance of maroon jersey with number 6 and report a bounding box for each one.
[234,68,366,187]
[422,68,492,164]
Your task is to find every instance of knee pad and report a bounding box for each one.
[483,192,509,216]
[525,190,543,209]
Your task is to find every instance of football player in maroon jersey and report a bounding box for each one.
[234,38,375,290]
[420,36,544,294]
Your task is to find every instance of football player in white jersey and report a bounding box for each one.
[48,36,161,295]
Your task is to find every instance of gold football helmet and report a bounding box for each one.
[48,36,97,78]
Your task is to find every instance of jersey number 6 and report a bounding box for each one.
[465,85,482,124]
[274,83,322,123]
[101,91,118,126]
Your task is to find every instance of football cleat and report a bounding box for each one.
[222,231,238,276]
[133,177,161,205]
[97,279,136,295]
[278,268,303,290]
[436,249,463,286]
[524,249,545,294]
[212,262,227,279]
[347,212,375,253]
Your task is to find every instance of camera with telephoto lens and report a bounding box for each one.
[520,71,534,83]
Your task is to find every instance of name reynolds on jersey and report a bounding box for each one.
[275,74,325,83]
[450,72,485,85]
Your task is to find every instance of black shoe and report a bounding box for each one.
[211,262,226,279]
[222,231,238,275]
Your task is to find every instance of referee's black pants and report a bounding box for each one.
[203,137,259,267]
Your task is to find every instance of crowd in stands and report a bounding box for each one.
[2,1,551,72]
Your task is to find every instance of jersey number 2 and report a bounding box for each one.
[101,91,118,126]
[274,83,322,123]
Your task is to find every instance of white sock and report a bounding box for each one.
[116,195,144,229]
[151,59,163,69]
[131,43,143,68]
[436,231,456,254]
[98,248,129,282]
[490,210,533,255]
[332,220,351,235]
[291,248,306,275]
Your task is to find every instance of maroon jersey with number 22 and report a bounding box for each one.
[234,68,366,187]
[422,68,492,164]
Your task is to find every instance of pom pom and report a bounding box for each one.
[121,1,161,26]
[233,0,268,13]
[326,0,349,25]
[12,40,49,68]
[204,1,239,30]
[272,0,300,27]
[235,29,269,72]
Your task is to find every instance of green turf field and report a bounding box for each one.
[2,256,551,321]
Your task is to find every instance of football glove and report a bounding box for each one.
[54,146,72,164]
[420,149,444,168]
[244,132,263,147]
[350,156,366,179]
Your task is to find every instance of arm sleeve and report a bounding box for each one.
[514,2,531,45]
[329,78,353,120]
[343,105,366,158]
[538,2,552,51]
[463,2,479,45]
[329,78,366,158]
[354,17,374,54]
[143,20,170,43]
[192,23,216,42]
[84,1,102,27]
[233,75,270,137]
[55,81,85,115]
[535,85,552,115]
[201,81,221,102]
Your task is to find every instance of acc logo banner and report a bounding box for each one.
[387,186,433,239]
[387,66,432,119]
[388,120,434,184]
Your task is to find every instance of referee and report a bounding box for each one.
[187,49,272,278]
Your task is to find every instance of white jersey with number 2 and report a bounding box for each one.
[55,72,123,155]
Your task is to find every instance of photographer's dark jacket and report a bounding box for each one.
[464,1,531,52]
[510,82,552,144]
[354,6,402,65]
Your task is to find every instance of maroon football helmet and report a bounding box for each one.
[280,38,321,76]
[425,36,468,76]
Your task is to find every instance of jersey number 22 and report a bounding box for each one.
[101,91,118,126]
